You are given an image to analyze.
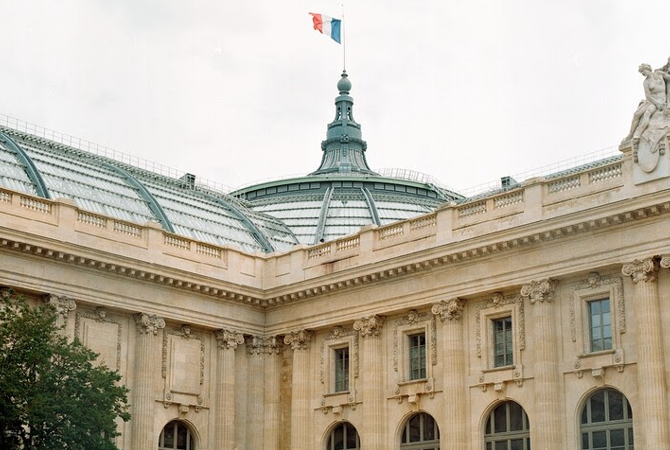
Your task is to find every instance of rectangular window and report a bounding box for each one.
[493,317,513,367]
[588,298,612,352]
[334,347,349,392]
[409,333,426,380]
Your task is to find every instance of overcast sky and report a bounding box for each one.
[2,1,670,193]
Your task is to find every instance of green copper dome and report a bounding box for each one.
[233,72,464,245]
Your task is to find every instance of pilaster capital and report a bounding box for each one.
[215,329,245,350]
[431,298,466,321]
[263,335,283,354]
[284,330,313,350]
[45,294,77,316]
[353,315,385,338]
[133,313,165,335]
[622,258,659,284]
[660,256,670,269]
[521,279,559,304]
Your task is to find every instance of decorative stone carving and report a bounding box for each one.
[45,294,76,317]
[431,298,466,321]
[569,273,625,344]
[163,326,206,385]
[521,279,559,304]
[215,329,245,350]
[660,255,670,269]
[263,335,282,354]
[622,258,659,283]
[283,329,313,350]
[475,293,525,357]
[392,311,437,371]
[134,313,165,335]
[246,335,265,355]
[320,325,359,384]
[353,315,385,338]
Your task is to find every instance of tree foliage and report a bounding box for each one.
[0,290,130,450]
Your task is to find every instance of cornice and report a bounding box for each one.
[2,197,670,309]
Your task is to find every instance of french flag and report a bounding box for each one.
[309,13,341,44]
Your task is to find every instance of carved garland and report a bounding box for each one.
[569,272,625,343]
[73,307,122,371]
[320,325,360,384]
[161,325,206,385]
[392,310,437,372]
[475,293,525,358]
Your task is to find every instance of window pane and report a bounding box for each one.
[610,429,624,446]
[495,441,507,450]
[582,432,589,449]
[164,424,175,448]
[345,424,358,449]
[608,390,624,421]
[508,401,523,431]
[176,424,188,450]
[494,404,507,433]
[592,430,607,449]
[409,414,421,442]
[333,425,344,450]
[511,438,524,450]
[590,391,606,423]
[423,415,436,441]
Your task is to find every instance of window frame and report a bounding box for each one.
[479,301,521,372]
[579,388,634,450]
[483,401,530,450]
[333,346,350,393]
[158,420,195,450]
[492,316,514,368]
[587,298,613,353]
[407,332,427,381]
[326,421,360,450]
[400,412,440,450]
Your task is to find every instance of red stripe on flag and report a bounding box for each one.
[309,13,323,33]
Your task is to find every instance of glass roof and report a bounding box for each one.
[0,129,298,253]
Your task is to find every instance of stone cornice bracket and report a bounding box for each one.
[45,294,77,316]
[215,329,245,350]
[622,257,659,283]
[353,315,385,338]
[284,330,313,350]
[520,279,559,304]
[134,312,165,335]
[431,298,466,321]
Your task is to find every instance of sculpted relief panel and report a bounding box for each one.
[74,307,123,371]
[162,325,206,409]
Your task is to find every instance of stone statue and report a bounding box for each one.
[623,63,670,142]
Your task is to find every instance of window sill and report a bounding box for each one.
[482,365,515,374]
[578,349,615,358]
[398,378,428,386]
[323,390,350,398]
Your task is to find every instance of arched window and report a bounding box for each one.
[159,421,195,450]
[484,401,530,450]
[580,388,633,450]
[326,422,360,450]
[400,412,440,450]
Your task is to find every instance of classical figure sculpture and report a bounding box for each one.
[623,63,670,143]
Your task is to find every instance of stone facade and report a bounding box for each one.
[3,131,670,449]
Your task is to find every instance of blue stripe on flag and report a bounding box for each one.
[331,19,341,43]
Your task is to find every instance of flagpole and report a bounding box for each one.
[342,4,346,72]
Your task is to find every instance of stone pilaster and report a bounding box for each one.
[263,336,282,450]
[215,329,244,450]
[131,313,165,450]
[246,335,265,450]
[432,299,467,450]
[284,330,313,450]
[622,258,670,448]
[521,279,562,450]
[353,315,386,450]
[45,294,76,330]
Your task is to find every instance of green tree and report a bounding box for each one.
[0,290,130,450]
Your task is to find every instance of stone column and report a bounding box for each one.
[46,294,76,331]
[432,299,467,450]
[215,329,244,450]
[353,315,386,450]
[622,258,670,447]
[263,336,282,450]
[521,279,562,450]
[131,313,165,450]
[284,330,313,450]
